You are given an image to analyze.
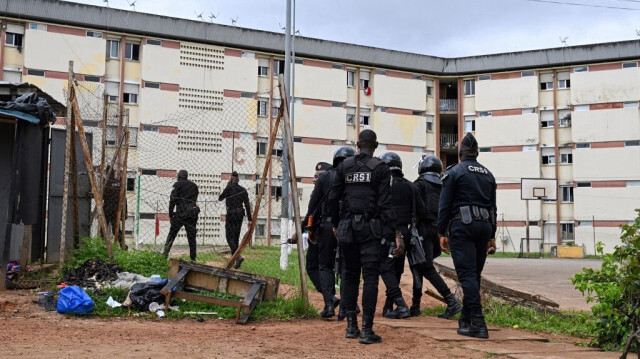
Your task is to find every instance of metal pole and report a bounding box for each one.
[59,61,74,266]
[70,109,80,249]
[281,0,292,241]
[592,214,596,255]
[231,131,235,173]
[526,199,530,258]
[135,171,140,249]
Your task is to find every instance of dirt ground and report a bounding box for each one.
[0,260,604,359]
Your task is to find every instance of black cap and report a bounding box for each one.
[459,132,478,160]
[231,171,239,177]
[315,162,332,172]
[178,170,188,179]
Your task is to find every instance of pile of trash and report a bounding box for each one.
[5,260,34,282]
[49,259,175,317]
[62,259,121,288]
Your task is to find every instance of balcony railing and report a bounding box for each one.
[440,133,458,147]
[439,99,458,112]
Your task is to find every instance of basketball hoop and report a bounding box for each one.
[520,178,558,258]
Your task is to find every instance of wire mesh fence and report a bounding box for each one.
[59,81,306,296]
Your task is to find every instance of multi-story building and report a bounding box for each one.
[1,0,638,254]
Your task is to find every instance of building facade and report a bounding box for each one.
[1,0,638,254]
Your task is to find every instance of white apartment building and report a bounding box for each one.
[1,0,638,254]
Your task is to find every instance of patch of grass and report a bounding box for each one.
[90,287,132,317]
[422,299,596,339]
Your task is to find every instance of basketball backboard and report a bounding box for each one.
[521,178,557,200]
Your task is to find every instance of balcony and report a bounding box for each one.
[440,133,458,148]
[439,99,458,112]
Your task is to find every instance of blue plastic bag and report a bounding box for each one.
[56,286,94,315]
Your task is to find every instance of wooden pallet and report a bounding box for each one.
[160,260,279,324]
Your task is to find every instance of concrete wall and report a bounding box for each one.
[574,187,640,220]
[294,64,346,102]
[475,113,539,147]
[572,108,640,143]
[572,67,640,104]
[372,112,426,147]
[475,76,538,111]
[373,74,426,110]
[573,147,640,181]
[478,151,540,184]
[293,103,347,140]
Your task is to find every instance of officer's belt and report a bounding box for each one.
[450,205,491,223]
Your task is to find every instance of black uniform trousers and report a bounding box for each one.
[448,219,492,317]
[225,212,244,258]
[306,241,322,293]
[317,218,338,303]
[163,215,198,261]
[341,221,381,319]
[381,225,408,304]
[410,225,452,305]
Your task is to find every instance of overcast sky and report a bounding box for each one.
[67,0,640,57]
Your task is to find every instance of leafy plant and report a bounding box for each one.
[572,209,640,355]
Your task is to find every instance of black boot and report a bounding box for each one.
[338,306,346,321]
[345,311,360,339]
[321,304,335,318]
[384,297,410,319]
[438,293,462,319]
[359,315,382,344]
[356,304,361,314]
[332,296,340,308]
[457,310,470,333]
[458,314,488,339]
[382,297,393,318]
[410,267,423,317]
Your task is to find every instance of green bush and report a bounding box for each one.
[572,209,640,353]
[66,237,168,277]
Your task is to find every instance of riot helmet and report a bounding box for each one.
[380,152,402,172]
[418,155,443,175]
[333,146,356,167]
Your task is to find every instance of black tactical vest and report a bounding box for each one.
[417,174,441,224]
[341,156,383,216]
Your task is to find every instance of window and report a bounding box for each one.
[576,143,590,149]
[561,186,574,203]
[478,111,492,117]
[108,95,119,103]
[426,115,434,132]
[376,107,387,112]
[145,82,160,89]
[256,141,267,156]
[540,110,554,128]
[541,148,555,165]
[464,79,475,96]
[347,70,355,87]
[464,115,475,132]
[3,70,22,83]
[577,182,591,187]
[84,75,100,82]
[540,80,553,90]
[147,39,162,46]
[523,145,536,151]
[258,66,268,76]
[521,70,535,77]
[623,101,639,108]
[426,80,434,96]
[626,140,640,147]
[125,43,140,61]
[556,71,570,89]
[478,75,491,81]
[86,31,103,38]
[107,39,120,59]
[5,33,23,47]
[522,108,536,114]
[346,114,355,125]
[560,152,573,164]
[561,223,574,241]
[123,93,137,104]
[360,115,370,126]
[29,23,47,31]
[255,224,266,237]
[257,99,268,116]
[622,62,638,68]
[574,105,589,112]
[479,147,492,152]
[26,69,45,77]
[126,178,135,191]
[360,70,370,89]
[574,66,588,72]
[273,60,285,76]
[272,99,281,117]
[271,186,283,198]
[627,180,640,187]
[559,110,571,127]
[242,51,255,58]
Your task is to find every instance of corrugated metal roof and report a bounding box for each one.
[2,0,640,75]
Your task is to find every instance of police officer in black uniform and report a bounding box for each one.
[438,133,497,339]
[412,155,461,318]
[327,130,402,344]
[304,149,355,318]
[301,161,334,314]
[163,170,200,261]
[378,152,416,320]
[219,171,252,269]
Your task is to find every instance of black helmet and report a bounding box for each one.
[380,152,402,172]
[333,146,356,167]
[418,155,442,175]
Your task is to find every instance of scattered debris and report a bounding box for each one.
[106,296,122,308]
[110,272,153,290]
[57,286,94,315]
[62,259,121,288]
[37,293,58,312]
[183,311,218,315]
[127,281,167,311]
